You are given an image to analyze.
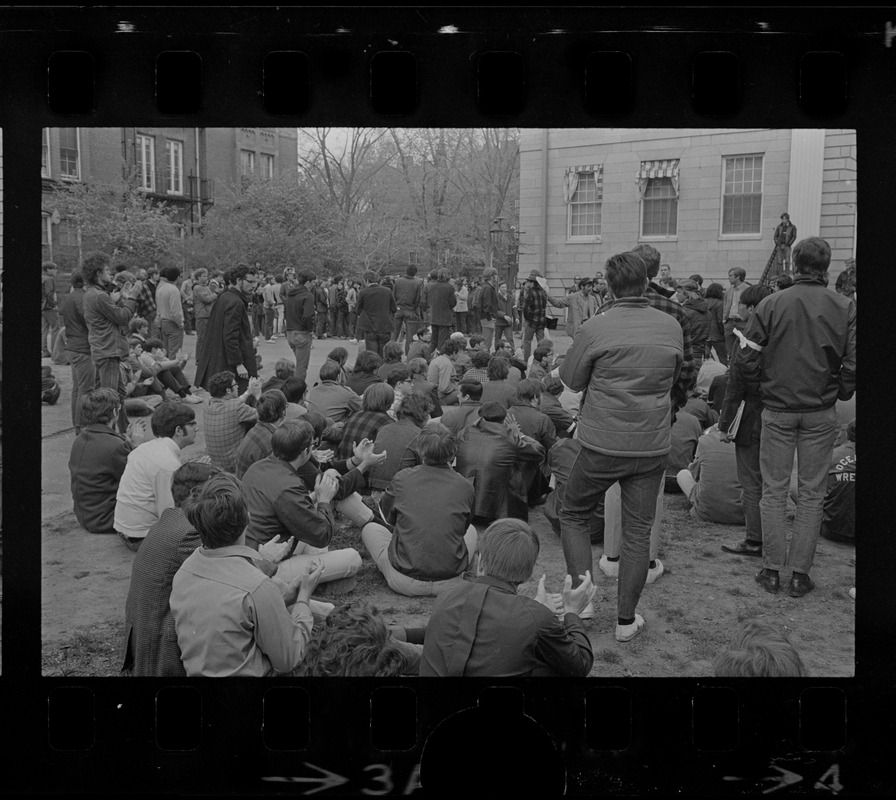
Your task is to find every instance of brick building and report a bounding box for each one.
[518,128,857,294]
[41,127,298,268]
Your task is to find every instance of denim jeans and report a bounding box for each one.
[264,308,276,339]
[559,447,665,619]
[759,407,839,574]
[287,329,313,383]
[735,429,763,545]
[41,309,60,357]
[494,324,515,351]
[66,350,97,432]
[480,319,495,349]
[602,479,663,562]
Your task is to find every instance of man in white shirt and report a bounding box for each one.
[114,402,198,551]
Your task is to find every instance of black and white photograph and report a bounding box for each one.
[40,125,856,679]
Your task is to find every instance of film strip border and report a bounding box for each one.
[37,681,854,795]
[2,5,892,796]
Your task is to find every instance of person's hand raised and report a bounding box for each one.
[535,573,563,616]
[561,570,596,616]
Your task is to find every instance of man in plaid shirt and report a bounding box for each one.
[204,371,262,472]
[134,266,161,337]
[521,269,549,362]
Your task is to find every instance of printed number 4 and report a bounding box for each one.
[814,764,843,795]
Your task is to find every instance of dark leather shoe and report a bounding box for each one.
[788,572,815,598]
[722,540,763,557]
[755,568,779,593]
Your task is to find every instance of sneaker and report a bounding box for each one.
[645,559,664,584]
[350,338,358,343]
[266,338,276,343]
[181,394,203,404]
[577,601,595,620]
[848,587,856,600]
[615,613,645,642]
[118,531,143,552]
[599,554,619,578]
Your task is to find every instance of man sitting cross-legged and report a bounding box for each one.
[676,423,744,525]
[234,389,289,479]
[240,421,367,591]
[113,401,198,551]
[204,370,261,473]
[368,390,433,492]
[169,473,326,677]
[419,518,596,677]
[362,424,478,597]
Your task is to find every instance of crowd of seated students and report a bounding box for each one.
[63,259,849,678]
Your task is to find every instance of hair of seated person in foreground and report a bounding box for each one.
[712,620,807,677]
[290,601,409,677]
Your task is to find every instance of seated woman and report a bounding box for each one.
[334,382,395,461]
[368,390,433,491]
[361,424,477,597]
[325,346,351,385]
[68,388,138,533]
[291,601,422,677]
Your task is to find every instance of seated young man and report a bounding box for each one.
[170,473,326,677]
[675,424,744,525]
[234,389,288,479]
[69,388,137,534]
[821,419,855,544]
[419,518,596,677]
[664,409,702,492]
[308,359,363,424]
[406,325,432,363]
[462,348,491,384]
[439,380,483,436]
[362,424,478,597]
[527,345,554,383]
[539,375,576,439]
[427,338,462,406]
[113,401,198,550]
[544,438,603,542]
[368,390,432,491]
[240,420,368,590]
[204,370,261,472]
[138,337,202,404]
[123,461,220,676]
[334,382,394,461]
[713,619,807,677]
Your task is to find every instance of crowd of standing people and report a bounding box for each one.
[48,233,855,678]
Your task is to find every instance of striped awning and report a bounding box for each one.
[637,159,680,198]
[564,164,603,203]
[637,159,680,180]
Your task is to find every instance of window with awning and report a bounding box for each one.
[565,164,603,238]
[638,159,679,237]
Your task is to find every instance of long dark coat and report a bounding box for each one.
[194,287,257,390]
[426,280,457,326]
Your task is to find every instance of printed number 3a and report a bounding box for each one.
[814,764,843,795]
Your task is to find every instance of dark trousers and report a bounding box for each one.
[559,446,665,619]
[363,331,391,357]
[329,307,340,337]
[494,324,515,351]
[67,350,97,432]
[454,311,468,335]
[95,356,129,433]
[315,310,328,338]
[264,308,276,339]
[431,324,454,353]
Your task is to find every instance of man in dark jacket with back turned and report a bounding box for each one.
[194,264,259,394]
[392,265,423,352]
[356,270,397,356]
[559,251,686,642]
[284,269,316,383]
[427,268,457,353]
[745,237,856,598]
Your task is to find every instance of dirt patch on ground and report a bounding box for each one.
[42,492,856,678]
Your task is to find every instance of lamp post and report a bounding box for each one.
[488,216,520,289]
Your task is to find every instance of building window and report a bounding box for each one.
[240,150,256,177]
[165,140,184,195]
[59,128,80,180]
[641,177,678,237]
[261,153,274,180]
[722,155,763,235]
[565,167,603,239]
[42,129,51,178]
[57,219,78,247]
[137,134,155,191]
[42,215,50,246]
